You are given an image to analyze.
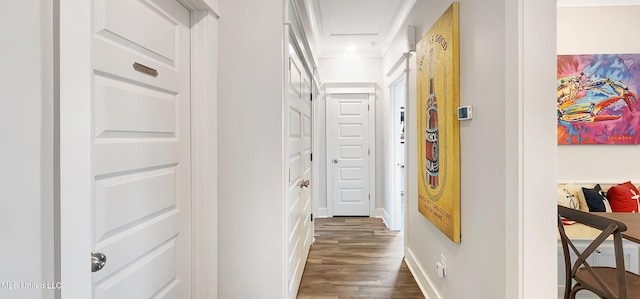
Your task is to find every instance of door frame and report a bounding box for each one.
[388,73,406,231]
[385,53,410,232]
[58,1,219,297]
[325,83,376,217]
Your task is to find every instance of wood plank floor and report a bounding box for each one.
[297,217,424,299]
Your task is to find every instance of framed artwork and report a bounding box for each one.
[416,2,460,243]
[558,54,640,144]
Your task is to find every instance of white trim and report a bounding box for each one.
[372,209,391,229]
[288,0,318,77]
[178,0,220,18]
[58,2,215,297]
[312,84,322,221]
[326,86,375,94]
[42,0,56,293]
[282,24,289,299]
[388,72,406,231]
[190,10,218,299]
[405,247,440,299]
[325,83,377,217]
[558,180,640,185]
[368,92,377,217]
[59,0,92,295]
[316,207,329,218]
[557,0,640,7]
[504,0,524,297]
[382,0,417,52]
[386,53,410,78]
[326,92,334,216]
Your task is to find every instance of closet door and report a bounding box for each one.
[285,40,313,297]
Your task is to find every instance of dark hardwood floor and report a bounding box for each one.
[297,217,424,299]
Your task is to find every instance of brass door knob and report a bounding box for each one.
[299,179,310,188]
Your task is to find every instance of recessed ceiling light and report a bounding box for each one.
[345,44,357,52]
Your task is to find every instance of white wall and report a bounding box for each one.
[0,1,55,298]
[217,0,285,298]
[383,1,557,298]
[315,57,389,220]
[318,57,383,84]
[557,5,640,182]
[205,0,217,11]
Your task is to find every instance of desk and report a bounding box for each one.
[594,212,640,244]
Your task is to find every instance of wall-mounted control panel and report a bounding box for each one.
[457,105,472,121]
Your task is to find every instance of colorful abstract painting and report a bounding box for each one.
[416,3,460,243]
[557,54,640,144]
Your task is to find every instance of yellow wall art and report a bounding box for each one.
[416,2,460,243]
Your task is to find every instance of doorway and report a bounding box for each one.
[325,84,376,217]
[390,74,406,231]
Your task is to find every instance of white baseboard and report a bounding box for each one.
[374,215,389,229]
[381,208,390,225]
[316,207,328,218]
[372,208,390,228]
[405,247,441,299]
[316,207,390,221]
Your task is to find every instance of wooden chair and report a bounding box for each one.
[558,205,640,299]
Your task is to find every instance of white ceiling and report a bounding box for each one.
[304,0,416,57]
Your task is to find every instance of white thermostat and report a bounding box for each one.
[457,105,472,120]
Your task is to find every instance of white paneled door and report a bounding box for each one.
[331,94,370,216]
[286,42,313,297]
[90,0,191,298]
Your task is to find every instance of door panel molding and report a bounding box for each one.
[325,83,376,217]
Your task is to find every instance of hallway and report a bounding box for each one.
[297,217,423,298]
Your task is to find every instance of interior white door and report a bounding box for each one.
[331,94,370,216]
[285,43,313,296]
[90,0,191,297]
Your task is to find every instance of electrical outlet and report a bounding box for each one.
[436,262,445,278]
[440,254,446,277]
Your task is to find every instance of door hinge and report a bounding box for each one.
[368,104,370,111]
[368,149,370,155]
[310,153,313,161]
[310,213,313,222]
[288,168,291,182]
[368,194,370,199]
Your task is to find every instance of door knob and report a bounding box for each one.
[333,159,338,164]
[91,252,107,272]
[299,179,310,188]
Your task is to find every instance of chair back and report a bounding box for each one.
[558,205,629,299]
